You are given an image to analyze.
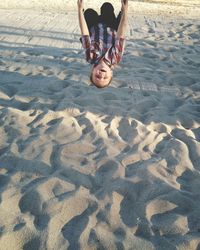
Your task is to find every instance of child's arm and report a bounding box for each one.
[77,0,90,36]
[117,0,128,39]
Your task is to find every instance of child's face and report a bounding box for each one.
[91,60,113,88]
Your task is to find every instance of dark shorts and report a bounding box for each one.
[84,2,121,33]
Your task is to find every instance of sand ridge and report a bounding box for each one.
[0,2,200,250]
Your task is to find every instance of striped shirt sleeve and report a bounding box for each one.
[113,37,125,64]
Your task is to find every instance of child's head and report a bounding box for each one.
[90,59,113,88]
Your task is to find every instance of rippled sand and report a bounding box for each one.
[0,1,200,249]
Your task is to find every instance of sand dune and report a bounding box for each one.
[0,1,200,250]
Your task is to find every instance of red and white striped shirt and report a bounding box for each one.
[81,23,125,67]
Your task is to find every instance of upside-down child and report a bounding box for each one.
[78,0,128,88]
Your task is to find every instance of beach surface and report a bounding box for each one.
[0,1,200,249]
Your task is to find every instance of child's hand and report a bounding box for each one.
[77,0,84,11]
[121,0,128,12]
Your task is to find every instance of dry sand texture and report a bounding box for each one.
[0,0,200,249]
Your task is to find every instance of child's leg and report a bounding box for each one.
[84,9,99,33]
[116,11,122,31]
[99,2,118,30]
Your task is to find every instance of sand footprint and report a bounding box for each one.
[169,74,196,87]
[61,203,98,250]
[60,142,96,171]
[19,189,50,230]
[146,198,189,236]
[0,174,10,202]
[171,128,200,170]
[0,84,18,98]
[118,118,138,144]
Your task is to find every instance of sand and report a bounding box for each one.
[0,0,200,249]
